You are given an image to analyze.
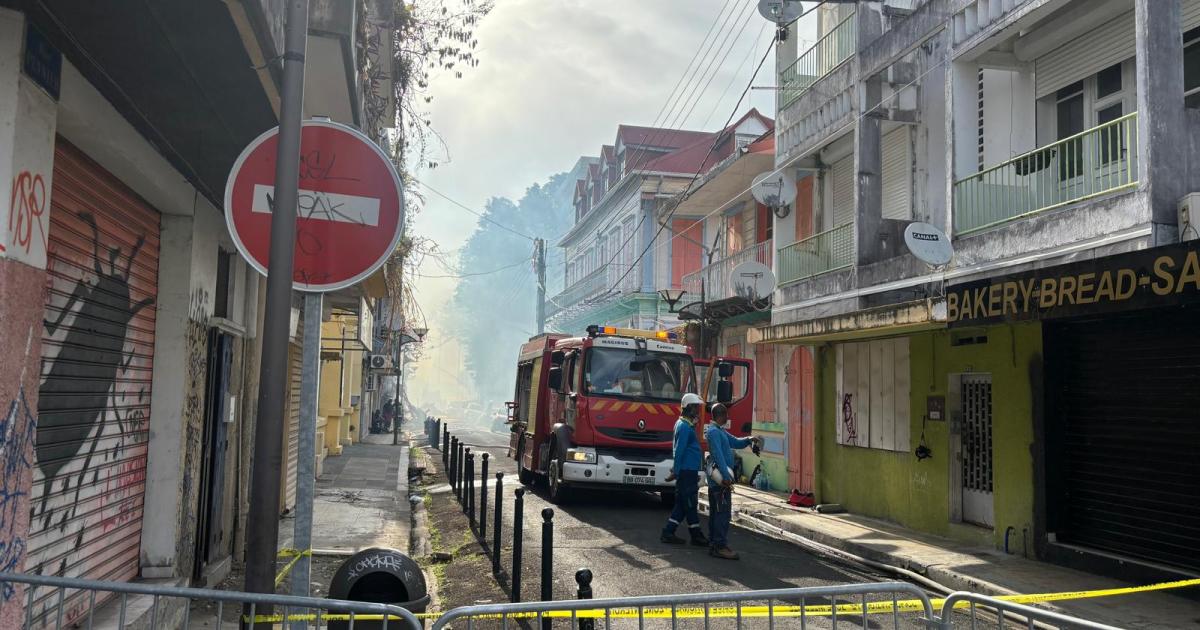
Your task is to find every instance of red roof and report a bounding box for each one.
[588,163,600,177]
[601,145,615,162]
[616,125,711,151]
[642,109,774,175]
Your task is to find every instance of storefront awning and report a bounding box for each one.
[749,298,947,345]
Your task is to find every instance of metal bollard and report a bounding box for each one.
[541,508,554,630]
[465,450,475,522]
[512,487,525,603]
[442,424,449,465]
[458,442,467,504]
[492,472,503,576]
[480,453,489,540]
[446,436,453,492]
[575,569,594,630]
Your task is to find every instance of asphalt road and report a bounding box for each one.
[435,425,990,630]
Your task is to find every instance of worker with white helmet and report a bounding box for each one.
[660,392,708,546]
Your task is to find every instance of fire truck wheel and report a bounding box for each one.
[518,463,534,486]
[548,459,571,504]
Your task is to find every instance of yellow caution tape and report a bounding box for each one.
[242,577,1200,623]
[273,548,313,588]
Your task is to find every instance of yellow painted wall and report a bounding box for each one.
[815,323,1041,548]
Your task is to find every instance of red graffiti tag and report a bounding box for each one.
[8,171,47,256]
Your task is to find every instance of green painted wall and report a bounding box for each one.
[738,450,789,491]
[815,323,1042,548]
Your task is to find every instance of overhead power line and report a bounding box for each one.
[414,177,537,241]
[416,258,529,279]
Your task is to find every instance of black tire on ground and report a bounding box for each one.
[547,459,571,504]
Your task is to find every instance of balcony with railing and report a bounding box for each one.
[953,112,1139,236]
[681,239,774,302]
[545,262,643,319]
[779,12,857,111]
[777,222,855,285]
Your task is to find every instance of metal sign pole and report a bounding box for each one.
[243,0,308,608]
[289,291,322,626]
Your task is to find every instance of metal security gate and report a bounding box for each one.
[961,375,993,528]
[281,337,302,514]
[1046,310,1200,572]
[30,140,160,622]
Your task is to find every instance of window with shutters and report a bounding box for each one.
[835,338,910,452]
[1187,27,1200,108]
[881,127,912,221]
[830,155,854,228]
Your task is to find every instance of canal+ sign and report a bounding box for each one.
[224,120,404,292]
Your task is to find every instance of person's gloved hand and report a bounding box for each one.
[665,472,676,482]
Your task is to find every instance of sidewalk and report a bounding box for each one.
[710,484,1198,629]
[278,431,412,555]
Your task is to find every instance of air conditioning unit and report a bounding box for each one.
[1180,193,1200,242]
[368,354,393,370]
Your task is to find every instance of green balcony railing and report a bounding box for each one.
[779,13,857,111]
[778,222,855,285]
[953,112,1139,236]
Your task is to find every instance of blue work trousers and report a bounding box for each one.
[662,471,702,537]
[708,485,732,549]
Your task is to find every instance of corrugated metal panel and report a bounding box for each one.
[30,140,159,622]
[1035,12,1133,98]
[831,156,854,227]
[1047,310,1200,571]
[881,127,912,221]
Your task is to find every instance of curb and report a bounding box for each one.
[699,492,1019,599]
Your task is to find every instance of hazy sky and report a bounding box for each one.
[407,0,787,409]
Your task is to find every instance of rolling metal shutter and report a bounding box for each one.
[281,337,302,513]
[1035,12,1134,98]
[1034,4,1200,99]
[31,140,159,617]
[1046,309,1200,572]
[831,156,854,227]
[881,127,912,221]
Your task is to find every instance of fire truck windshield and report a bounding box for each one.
[584,347,695,401]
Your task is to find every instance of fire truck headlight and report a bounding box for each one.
[566,448,597,464]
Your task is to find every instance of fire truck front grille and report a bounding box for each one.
[597,427,672,443]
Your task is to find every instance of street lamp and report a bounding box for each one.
[393,327,428,445]
[660,281,708,357]
[658,289,687,312]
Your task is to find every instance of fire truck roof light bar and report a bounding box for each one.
[586,325,678,342]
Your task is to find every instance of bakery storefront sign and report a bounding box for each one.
[947,242,1200,326]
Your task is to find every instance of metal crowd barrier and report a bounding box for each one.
[431,581,936,630]
[938,592,1124,630]
[0,571,423,630]
[0,571,1127,630]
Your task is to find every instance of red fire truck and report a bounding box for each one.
[507,325,753,503]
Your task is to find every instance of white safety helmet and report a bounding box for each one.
[680,393,703,408]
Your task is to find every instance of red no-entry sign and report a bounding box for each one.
[224,120,404,292]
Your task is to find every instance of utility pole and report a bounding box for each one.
[244,0,308,612]
[289,292,321,626]
[535,238,546,334]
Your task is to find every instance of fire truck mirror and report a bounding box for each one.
[551,350,566,366]
[717,361,735,378]
[716,380,734,404]
[548,366,564,391]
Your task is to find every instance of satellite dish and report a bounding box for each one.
[758,0,804,23]
[730,261,776,302]
[751,170,797,217]
[903,222,954,267]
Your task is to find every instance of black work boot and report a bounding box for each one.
[661,533,686,544]
[689,531,709,547]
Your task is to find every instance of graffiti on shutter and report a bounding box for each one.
[28,141,159,624]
